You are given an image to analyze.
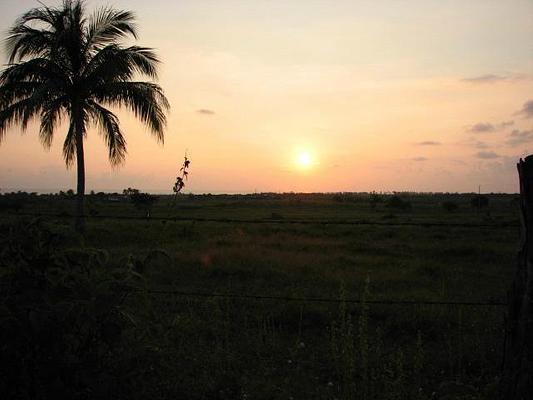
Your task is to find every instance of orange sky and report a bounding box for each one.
[1,0,533,193]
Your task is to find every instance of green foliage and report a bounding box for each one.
[0,219,145,399]
[0,193,514,399]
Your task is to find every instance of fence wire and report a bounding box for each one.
[141,288,507,307]
[13,211,520,229]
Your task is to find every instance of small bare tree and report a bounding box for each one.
[173,155,191,201]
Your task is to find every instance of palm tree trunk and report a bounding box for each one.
[75,124,85,232]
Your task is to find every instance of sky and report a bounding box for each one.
[0,0,532,194]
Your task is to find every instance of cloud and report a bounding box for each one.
[458,137,492,149]
[506,129,533,147]
[467,120,514,133]
[516,100,533,118]
[196,109,215,115]
[474,141,490,149]
[476,151,500,159]
[469,123,495,133]
[412,157,428,161]
[462,74,507,84]
[461,73,533,84]
[416,141,441,146]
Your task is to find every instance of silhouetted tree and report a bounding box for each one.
[124,187,157,217]
[0,0,169,231]
[123,187,140,197]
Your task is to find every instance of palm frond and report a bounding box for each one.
[4,1,68,63]
[0,98,41,142]
[63,102,87,167]
[39,96,68,149]
[5,26,55,63]
[0,82,40,109]
[63,123,77,167]
[85,7,137,52]
[0,58,70,88]
[14,8,55,25]
[83,45,160,84]
[0,80,65,141]
[92,81,169,142]
[1,0,169,169]
[87,101,126,165]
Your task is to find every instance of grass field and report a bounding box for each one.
[0,192,519,399]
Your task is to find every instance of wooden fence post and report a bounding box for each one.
[501,156,533,399]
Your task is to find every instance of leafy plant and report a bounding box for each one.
[0,219,146,399]
[173,155,191,199]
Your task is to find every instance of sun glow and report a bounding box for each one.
[296,151,312,169]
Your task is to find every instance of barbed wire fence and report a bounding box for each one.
[9,211,520,229]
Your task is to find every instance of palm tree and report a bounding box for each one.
[0,0,169,231]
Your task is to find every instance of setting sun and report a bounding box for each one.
[296,151,312,169]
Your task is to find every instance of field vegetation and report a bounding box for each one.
[0,191,519,399]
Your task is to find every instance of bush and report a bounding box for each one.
[123,188,158,217]
[0,220,146,399]
[0,191,35,212]
[385,195,412,211]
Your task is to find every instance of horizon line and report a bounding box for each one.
[0,187,520,196]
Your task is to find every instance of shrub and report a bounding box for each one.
[124,188,158,217]
[0,191,38,212]
[0,220,146,399]
[385,195,412,210]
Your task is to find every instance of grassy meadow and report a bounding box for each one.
[0,192,520,399]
